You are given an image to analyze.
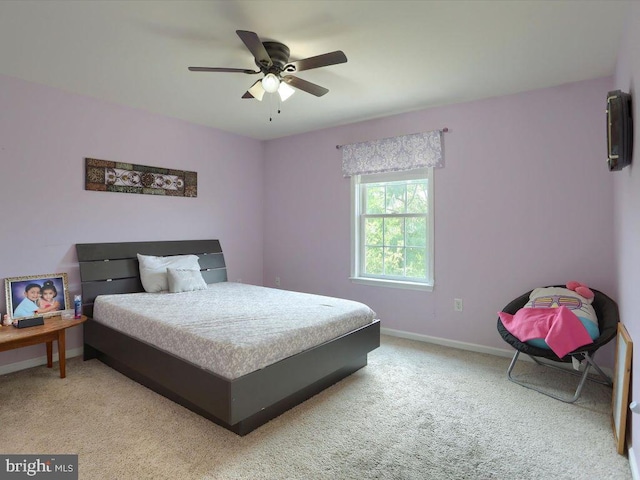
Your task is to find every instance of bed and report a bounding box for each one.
[76,239,380,435]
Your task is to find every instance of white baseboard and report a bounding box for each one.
[0,347,83,376]
[381,327,520,359]
[630,445,639,480]
[380,327,614,377]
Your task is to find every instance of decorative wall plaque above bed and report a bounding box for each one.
[85,158,197,197]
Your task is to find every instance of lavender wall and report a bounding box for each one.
[0,59,622,411]
[613,1,640,468]
[264,76,617,363]
[0,74,264,369]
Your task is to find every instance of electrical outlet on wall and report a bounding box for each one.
[275,276,281,287]
[454,298,463,312]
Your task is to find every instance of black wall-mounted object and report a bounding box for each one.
[607,90,633,171]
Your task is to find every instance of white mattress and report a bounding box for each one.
[92,282,376,380]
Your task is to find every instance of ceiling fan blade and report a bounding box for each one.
[236,30,272,68]
[284,51,347,73]
[283,75,329,97]
[188,67,260,74]
[243,80,265,101]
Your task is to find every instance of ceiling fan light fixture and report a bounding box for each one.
[188,31,347,103]
[247,81,265,101]
[277,82,295,102]
[262,73,280,93]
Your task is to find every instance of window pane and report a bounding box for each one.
[364,218,383,246]
[406,217,426,247]
[406,182,428,213]
[385,184,406,214]
[364,246,383,275]
[353,169,433,288]
[384,247,404,276]
[406,247,426,278]
[365,185,385,214]
[384,217,404,246]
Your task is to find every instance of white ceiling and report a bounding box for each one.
[0,1,631,140]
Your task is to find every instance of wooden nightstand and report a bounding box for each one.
[0,315,87,378]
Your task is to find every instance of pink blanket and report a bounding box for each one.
[498,306,593,357]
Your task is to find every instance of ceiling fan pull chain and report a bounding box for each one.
[269,95,274,121]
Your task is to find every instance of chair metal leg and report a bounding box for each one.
[582,353,613,386]
[506,350,611,403]
[527,351,613,387]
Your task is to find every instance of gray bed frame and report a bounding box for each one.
[76,239,380,435]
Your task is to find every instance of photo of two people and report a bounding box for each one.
[5,273,70,319]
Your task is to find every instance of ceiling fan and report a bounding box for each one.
[188,30,347,102]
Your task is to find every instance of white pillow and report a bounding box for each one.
[137,253,201,293]
[167,268,208,293]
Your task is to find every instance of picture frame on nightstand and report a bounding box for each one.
[5,273,70,319]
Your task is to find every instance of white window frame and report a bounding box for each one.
[350,168,434,291]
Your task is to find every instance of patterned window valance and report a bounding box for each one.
[340,129,444,177]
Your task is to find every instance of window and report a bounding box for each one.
[351,168,434,291]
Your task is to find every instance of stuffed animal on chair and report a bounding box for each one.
[566,281,594,300]
[515,282,600,350]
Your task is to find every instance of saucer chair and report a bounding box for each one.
[496,286,619,403]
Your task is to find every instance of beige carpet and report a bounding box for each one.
[0,336,631,479]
